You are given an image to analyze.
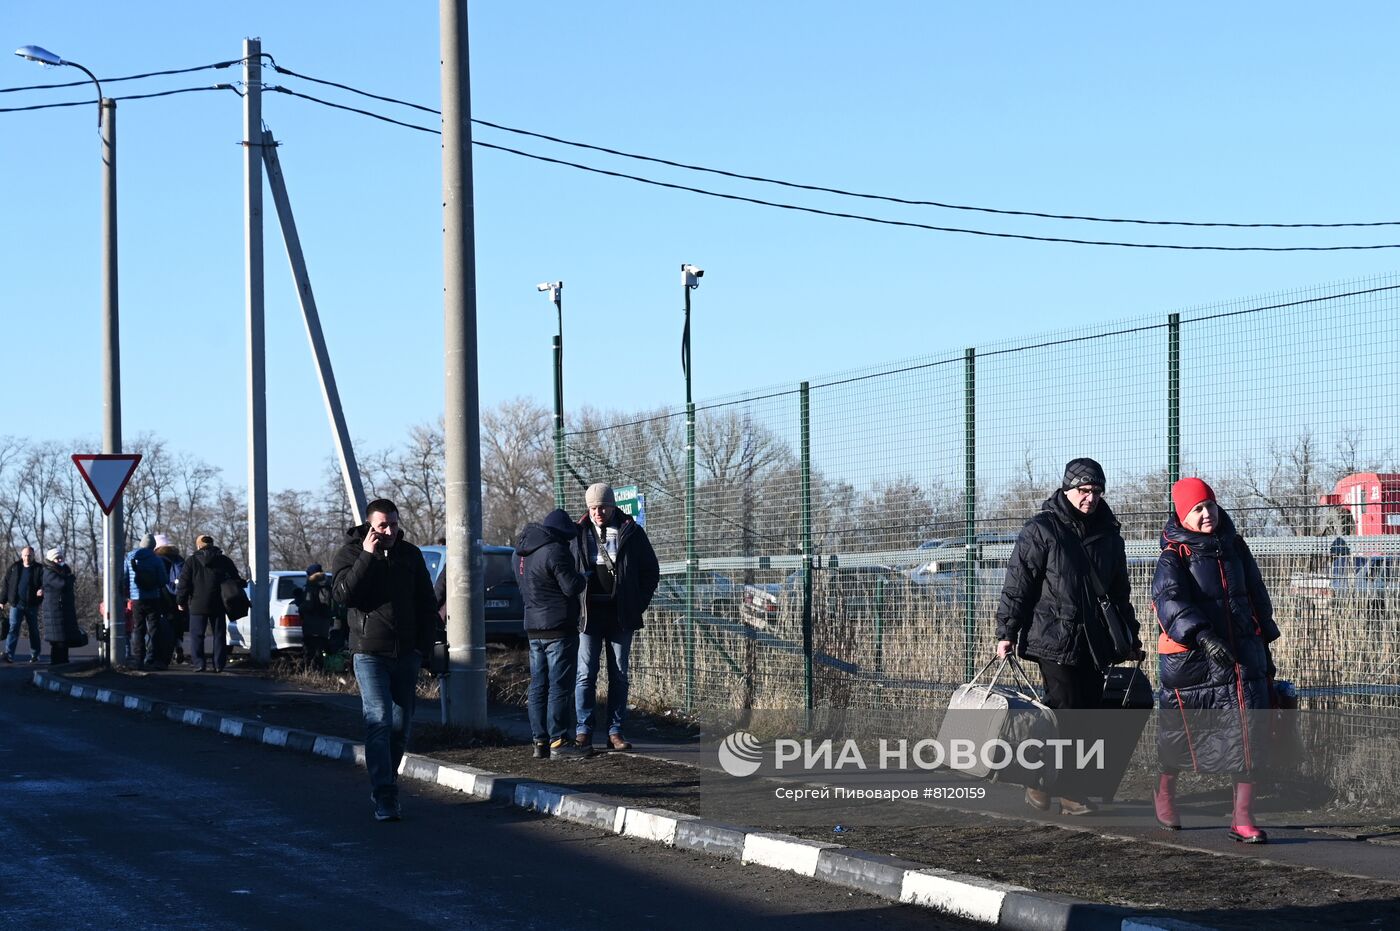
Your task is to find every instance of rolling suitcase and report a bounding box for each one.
[1080,662,1153,801]
[937,656,1058,785]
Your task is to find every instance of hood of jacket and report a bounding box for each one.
[517,512,577,555]
[155,544,182,561]
[1160,506,1239,557]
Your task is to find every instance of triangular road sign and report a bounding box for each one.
[72,454,142,515]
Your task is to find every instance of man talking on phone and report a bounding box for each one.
[331,498,438,822]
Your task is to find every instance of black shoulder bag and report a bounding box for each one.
[1072,535,1136,667]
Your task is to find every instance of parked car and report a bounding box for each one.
[1291,554,1400,607]
[653,571,743,618]
[419,544,524,639]
[228,570,310,653]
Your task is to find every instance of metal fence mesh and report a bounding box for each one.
[563,275,1400,717]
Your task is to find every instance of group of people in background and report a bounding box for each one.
[2,544,81,664]
[515,482,660,761]
[996,457,1282,843]
[1,531,245,671]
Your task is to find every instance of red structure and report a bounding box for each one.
[1319,473,1400,536]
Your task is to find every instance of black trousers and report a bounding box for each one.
[131,599,167,666]
[1036,658,1105,800]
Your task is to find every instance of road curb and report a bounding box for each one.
[33,670,1213,931]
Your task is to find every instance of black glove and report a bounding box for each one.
[1196,631,1235,667]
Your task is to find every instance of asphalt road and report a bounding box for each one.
[0,668,966,930]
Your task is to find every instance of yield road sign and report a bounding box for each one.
[72,454,142,515]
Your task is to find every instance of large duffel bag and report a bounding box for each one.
[1079,662,1153,801]
[936,656,1058,786]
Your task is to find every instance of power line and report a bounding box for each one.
[267,64,1400,231]
[264,86,1400,252]
[0,84,239,114]
[0,58,251,94]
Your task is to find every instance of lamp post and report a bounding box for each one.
[16,45,126,667]
[537,281,565,508]
[681,263,703,709]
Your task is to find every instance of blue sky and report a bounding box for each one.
[4,2,1400,493]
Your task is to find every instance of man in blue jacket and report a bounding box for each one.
[516,508,590,761]
[124,533,170,669]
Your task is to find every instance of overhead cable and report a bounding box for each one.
[0,58,250,95]
[0,84,239,114]
[267,64,1400,231]
[267,87,1400,252]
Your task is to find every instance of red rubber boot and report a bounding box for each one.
[1228,781,1268,844]
[1153,773,1180,830]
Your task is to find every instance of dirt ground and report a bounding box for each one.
[55,663,1400,929]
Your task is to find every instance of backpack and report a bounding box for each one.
[132,553,162,592]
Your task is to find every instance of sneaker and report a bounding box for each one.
[550,738,591,761]
[372,795,400,822]
[2,654,12,664]
[29,654,41,664]
[533,741,549,759]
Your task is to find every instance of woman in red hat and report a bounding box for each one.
[1151,477,1281,842]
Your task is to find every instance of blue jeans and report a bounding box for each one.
[528,634,578,744]
[7,604,41,658]
[353,651,420,801]
[576,628,634,737]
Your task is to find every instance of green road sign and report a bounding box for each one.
[615,484,646,527]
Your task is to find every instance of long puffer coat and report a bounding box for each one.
[40,561,81,645]
[995,490,1138,668]
[1152,507,1280,773]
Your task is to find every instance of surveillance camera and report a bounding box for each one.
[682,264,704,278]
[536,282,551,292]
[682,264,704,289]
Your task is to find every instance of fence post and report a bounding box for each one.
[964,347,977,681]
[873,577,887,675]
[1168,312,1181,488]
[686,400,696,711]
[800,381,814,712]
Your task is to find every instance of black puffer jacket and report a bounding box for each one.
[176,545,243,617]
[40,562,80,645]
[572,512,660,634]
[1152,508,1279,773]
[995,491,1138,668]
[330,524,436,658]
[516,509,588,637]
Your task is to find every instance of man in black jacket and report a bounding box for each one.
[3,546,44,664]
[331,498,437,822]
[994,457,1141,815]
[176,535,244,672]
[572,483,659,752]
[516,508,589,760]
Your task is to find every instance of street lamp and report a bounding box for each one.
[680,262,703,708]
[16,44,126,667]
[537,280,565,508]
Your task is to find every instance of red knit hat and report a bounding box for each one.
[1171,477,1216,524]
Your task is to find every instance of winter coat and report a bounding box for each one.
[156,545,184,599]
[40,562,80,645]
[1152,508,1280,774]
[516,510,588,637]
[995,491,1138,670]
[330,524,437,658]
[124,546,169,602]
[572,511,660,635]
[299,572,333,639]
[3,559,44,607]
[176,546,243,618]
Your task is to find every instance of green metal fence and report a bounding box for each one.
[563,275,1400,714]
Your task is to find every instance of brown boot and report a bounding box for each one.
[574,732,592,749]
[608,733,633,751]
[1024,787,1051,811]
[1058,797,1097,816]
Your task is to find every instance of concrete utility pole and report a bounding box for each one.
[441,0,487,727]
[243,37,271,664]
[261,128,367,524]
[101,97,127,665]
